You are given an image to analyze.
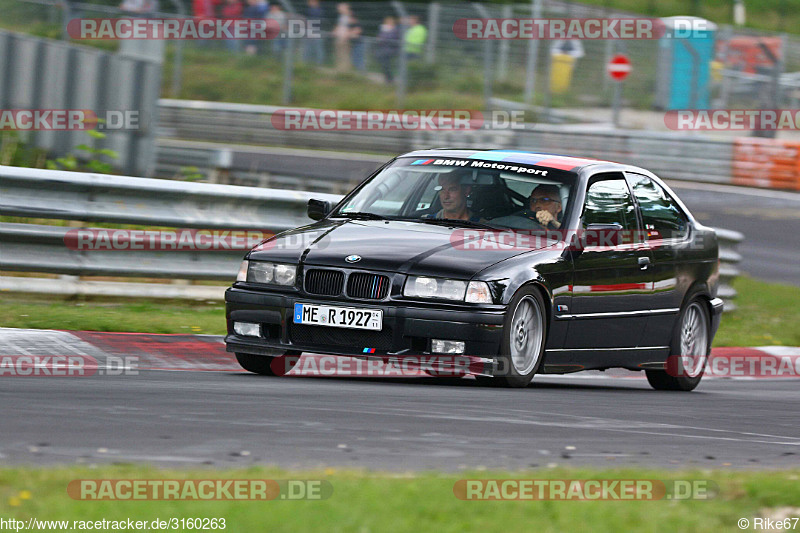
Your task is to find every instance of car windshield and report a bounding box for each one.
[331,157,577,233]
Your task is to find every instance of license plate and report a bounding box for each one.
[293,303,383,331]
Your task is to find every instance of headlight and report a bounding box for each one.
[246,261,296,286]
[274,264,296,285]
[404,276,467,300]
[402,276,473,301]
[403,277,493,303]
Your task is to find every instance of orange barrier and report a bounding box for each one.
[732,138,800,191]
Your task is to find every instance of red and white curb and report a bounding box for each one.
[0,327,237,372]
[0,328,797,379]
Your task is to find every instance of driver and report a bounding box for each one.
[430,171,478,221]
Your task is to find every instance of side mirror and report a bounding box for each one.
[307,199,331,221]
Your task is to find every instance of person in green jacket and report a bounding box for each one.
[403,15,427,60]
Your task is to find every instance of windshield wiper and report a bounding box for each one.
[413,218,505,231]
[331,212,389,220]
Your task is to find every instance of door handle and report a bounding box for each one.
[638,256,651,270]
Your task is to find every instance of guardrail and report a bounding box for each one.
[715,228,744,312]
[0,165,341,299]
[0,165,341,230]
[0,166,742,308]
[158,100,415,155]
[155,139,386,194]
[157,99,737,190]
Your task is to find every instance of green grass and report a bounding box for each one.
[0,293,227,335]
[165,47,495,110]
[1,275,798,346]
[715,276,800,347]
[1,465,799,532]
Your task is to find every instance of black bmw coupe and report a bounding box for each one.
[225,149,723,390]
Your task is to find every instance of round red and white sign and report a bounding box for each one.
[607,54,631,81]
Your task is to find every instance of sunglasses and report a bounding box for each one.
[530,196,559,204]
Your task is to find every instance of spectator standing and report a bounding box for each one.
[333,2,353,71]
[242,0,268,55]
[267,3,288,54]
[221,0,244,52]
[303,0,325,64]
[375,16,399,83]
[119,0,158,17]
[349,15,365,71]
[403,14,427,61]
[191,0,215,47]
[192,0,214,19]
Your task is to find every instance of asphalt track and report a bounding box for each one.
[1,329,799,471]
[1,182,798,471]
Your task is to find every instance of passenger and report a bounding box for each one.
[492,184,563,229]
[527,184,563,229]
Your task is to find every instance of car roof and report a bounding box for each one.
[400,149,615,172]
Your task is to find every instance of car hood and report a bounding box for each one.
[247,219,556,278]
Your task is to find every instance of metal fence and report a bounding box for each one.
[0,28,161,176]
[10,0,800,114]
[0,165,743,306]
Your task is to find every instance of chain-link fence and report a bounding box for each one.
[5,0,800,127]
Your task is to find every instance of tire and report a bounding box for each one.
[235,351,301,376]
[484,287,548,388]
[646,297,710,391]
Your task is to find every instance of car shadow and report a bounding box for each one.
[228,372,659,392]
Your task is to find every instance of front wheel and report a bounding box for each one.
[485,288,547,388]
[646,298,710,391]
[235,351,301,376]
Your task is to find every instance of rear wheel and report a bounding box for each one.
[482,288,547,388]
[646,298,710,391]
[235,351,301,376]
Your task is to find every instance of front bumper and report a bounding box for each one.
[225,286,506,358]
[709,297,724,338]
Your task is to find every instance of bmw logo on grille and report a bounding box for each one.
[345,255,362,263]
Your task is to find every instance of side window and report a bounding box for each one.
[628,174,688,240]
[583,176,638,231]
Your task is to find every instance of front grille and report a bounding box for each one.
[347,272,390,300]
[305,269,344,296]
[290,323,394,351]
